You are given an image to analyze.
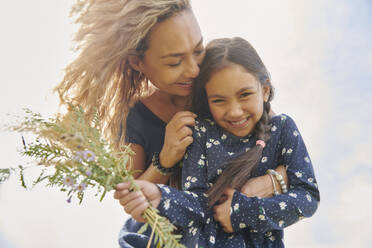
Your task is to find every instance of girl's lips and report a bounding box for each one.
[226,117,250,129]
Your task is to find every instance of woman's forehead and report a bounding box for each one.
[146,10,203,57]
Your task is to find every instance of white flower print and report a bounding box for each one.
[213,140,220,145]
[242,138,249,143]
[306,194,312,202]
[188,220,194,227]
[245,148,250,152]
[191,177,197,183]
[194,125,199,131]
[279,202,287,210]
[221,134,227,140]
[269,236,276,241]
[228,235,235,239]
[184,153,188,160]
[164,199,170,210]
[228,152,234,156]
[198,159,205,166]
[210,236,215,244]
[217,169,222,175]
[259,215,266,221]
[200,126,206,133]
[239,223,246,228]
[186,176,191,181]
[191,192,198,198]
[295,171,303,178]
[281,115,287,121]
[163,187,170,194]
[304,156,310,163]
[233,203,239,211]
[184,182,190,189]
[201,154,206,159]
[286,148,293,154]
[197,132,201,137]
[265,231,272,237]
[278,220,285,227]
[261,156,268,163]
[271,125,277,132]
[206,218,211,224]
[308,177,314,183]
[206,142,212,148]
[282,148,286,155]
[293,130,299,136]
[299,216,305,221]
[289,193,297,198]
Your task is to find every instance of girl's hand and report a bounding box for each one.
[159,111,197,168]
[241,165,288,198]
[213,188,235,233]
[114,180,162,222]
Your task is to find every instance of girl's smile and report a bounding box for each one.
[206,63,270,137]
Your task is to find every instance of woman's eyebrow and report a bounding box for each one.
[160,37,203,59]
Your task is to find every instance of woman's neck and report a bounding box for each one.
[153,90,189,110]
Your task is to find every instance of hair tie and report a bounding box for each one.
[256,140,266,148]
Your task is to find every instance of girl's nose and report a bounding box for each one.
[226,102,244,119]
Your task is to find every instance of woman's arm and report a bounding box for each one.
[240,165,288,198]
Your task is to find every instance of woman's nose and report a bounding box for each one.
[183,56,200,79]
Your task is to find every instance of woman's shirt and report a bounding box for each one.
[156,114,320,248]
[125,101,166,168]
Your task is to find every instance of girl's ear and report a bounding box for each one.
[262,85,271,102]
[128,55,144,73]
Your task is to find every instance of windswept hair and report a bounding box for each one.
[191,37,275,207]
[55,0,191,149]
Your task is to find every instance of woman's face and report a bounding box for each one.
[206,64,270,137]
[137,10,205,97]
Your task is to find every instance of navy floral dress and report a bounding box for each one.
[156,114,320,248]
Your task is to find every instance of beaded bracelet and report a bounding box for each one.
[152,152,176,176]
[267,169,288,194]
[268,173,280,196]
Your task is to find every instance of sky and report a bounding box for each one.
[0,0,371,247]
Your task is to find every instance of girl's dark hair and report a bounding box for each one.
[191,37,275,207]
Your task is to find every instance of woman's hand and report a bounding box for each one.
[159,111,197,168]
[114,180,162,222]
[241,165,288,198]
[213,188,235,233]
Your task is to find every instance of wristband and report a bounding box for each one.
[152,152,176,176]
[267,169,288,193]
[268,173,280,196]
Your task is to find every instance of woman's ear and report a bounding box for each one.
[128,55,144,73]
[263,85,271,102]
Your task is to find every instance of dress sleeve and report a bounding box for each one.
[156,124,210,228]
[230,115,320,233]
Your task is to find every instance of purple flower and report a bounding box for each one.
[83,150,96,162]
[75,183,86,192]
[85,169,92,177]
[63,176,74,186]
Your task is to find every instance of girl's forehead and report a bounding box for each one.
[206,65,260,94]
[146,10,202,56]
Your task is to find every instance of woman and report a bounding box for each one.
[56,0,288,247]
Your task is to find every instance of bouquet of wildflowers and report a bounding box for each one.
[0,104,184,248]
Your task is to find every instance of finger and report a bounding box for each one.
[113,189,129,200]
[179,135,193,148]
[115,181,131,190]
[131,201,149,222]
[172,111,197,120]
[118,191,142,207]
[124,195,147,214]
[170,115,197,130]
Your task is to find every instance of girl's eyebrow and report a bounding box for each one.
[208,86,256,99]
[160,37,204,59]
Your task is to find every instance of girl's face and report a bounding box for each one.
[136,10,205,97]
[206,64,270,137]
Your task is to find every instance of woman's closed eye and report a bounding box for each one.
[167,60,182,67]
[240,92,253,98]
[211,98,225,104]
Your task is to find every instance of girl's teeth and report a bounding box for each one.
[231,119,247,125]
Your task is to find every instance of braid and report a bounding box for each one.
[207,102,272,207]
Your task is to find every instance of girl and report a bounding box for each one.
[57,0,288,247]
[115,37,320,247]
